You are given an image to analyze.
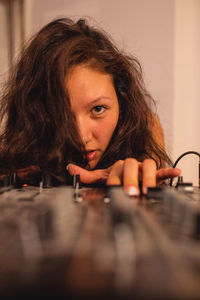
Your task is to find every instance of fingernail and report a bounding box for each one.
[143,186,147,195]
[126,186,139,196]
[66,163,72,171]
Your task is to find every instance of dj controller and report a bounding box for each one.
[0,177,200,300]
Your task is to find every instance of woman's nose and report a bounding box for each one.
[77,117,92,145]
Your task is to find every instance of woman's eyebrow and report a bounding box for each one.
[88,96,112,106]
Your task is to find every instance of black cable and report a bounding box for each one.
[169,151,200,187]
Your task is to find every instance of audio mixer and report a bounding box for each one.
[0,178,200,299]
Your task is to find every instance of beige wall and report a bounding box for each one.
[0,2,10,78]
[173,0,200,185]
[0,0,24,76]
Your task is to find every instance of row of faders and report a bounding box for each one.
[0,174,200,299]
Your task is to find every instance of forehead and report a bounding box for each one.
[66,65,113,87]
[66,65,115,104]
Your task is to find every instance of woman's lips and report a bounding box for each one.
[86,150,97,161]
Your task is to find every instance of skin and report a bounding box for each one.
[66,65,119,169]
[66,65,181,195]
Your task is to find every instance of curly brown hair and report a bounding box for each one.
[0,18,171,182]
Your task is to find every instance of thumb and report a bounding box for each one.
[66,163,109,184]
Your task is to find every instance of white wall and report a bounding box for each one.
[16,0,200,185]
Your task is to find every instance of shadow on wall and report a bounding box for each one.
[0,0,24,76]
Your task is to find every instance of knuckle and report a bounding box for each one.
[113,160,124,167]
[124,157,138,165]
[143,158,156,167]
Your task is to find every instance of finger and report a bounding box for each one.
[123,158,140,196]
[156,167,181,183]
[142,159,157,194]
[106,160,124,186]
[66,163,109,184]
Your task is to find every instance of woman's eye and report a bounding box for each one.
[92,106,106,115]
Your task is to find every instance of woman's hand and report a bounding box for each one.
[66,158,181,196]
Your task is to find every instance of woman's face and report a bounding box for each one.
[66,65,119,169]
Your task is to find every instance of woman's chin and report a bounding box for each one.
[87,159,99,170]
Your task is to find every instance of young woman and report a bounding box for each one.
[0,18,180,195]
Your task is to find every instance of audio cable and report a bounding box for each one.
[169,151,200,188]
